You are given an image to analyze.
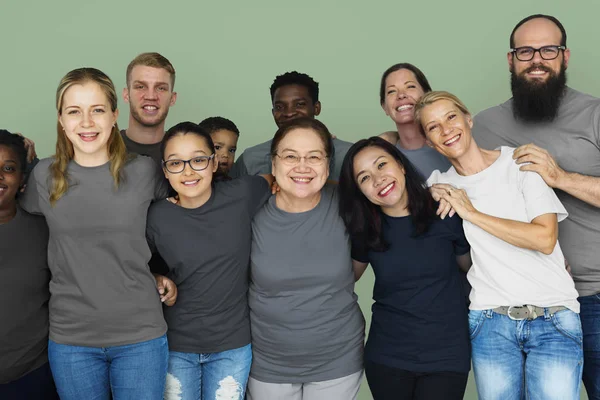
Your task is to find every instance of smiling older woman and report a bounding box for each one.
[246,118,365,400]
[415,91,583,400]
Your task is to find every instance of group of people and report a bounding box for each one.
[1,12,599,400]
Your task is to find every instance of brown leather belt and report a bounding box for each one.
[493,305,568,320]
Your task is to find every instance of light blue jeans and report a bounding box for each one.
[469,308,583,400]
[48,334,168,400]
[164,343,252,400]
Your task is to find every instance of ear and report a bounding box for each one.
[212,157,219,173]
[170,91,178,107]
[271,158,277,176]
[467,114,473,129]
[381,102,390,116]
[313,101,321,116]
[113,108,119,125]
[563,48,571,69]
[122,87,130,103]
[507,51,514,71]
[162,166,169,180]
[425,138,434,148]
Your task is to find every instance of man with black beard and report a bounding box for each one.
[474,14,600,399]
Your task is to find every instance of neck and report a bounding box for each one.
[126,117,165,145]
[73,149,110,167]
[381,201,410,217]
[395,122,426,150]
[451,146,500,176]
[0,204,17,225]
[275,190,321,213]
[178,187,212,209]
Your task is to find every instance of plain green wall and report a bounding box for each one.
[2,1,595,398]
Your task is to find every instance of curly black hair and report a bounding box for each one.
[0,129,27,172]
[198,117,240,136]
[270,71,319,104]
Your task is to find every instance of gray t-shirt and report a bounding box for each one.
[396,143,452,179]
[146,175,270,354]
[230,137,353,180]
[473,87,600,296]
[20,156,168,347]
[121,130,163,166]
[0,207,50,383]
[249,185,365,383]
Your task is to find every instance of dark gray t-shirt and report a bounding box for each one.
[396,144,452,179]
[121,130,163,166]
[147,176,270,353]
[0,207,50,383]
[20,156,168,347]
[249,185,365,383]
[473,87,600,296]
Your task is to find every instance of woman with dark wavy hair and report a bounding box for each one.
[338,136,471,400]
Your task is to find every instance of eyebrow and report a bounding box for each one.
[387,80,417,88]
[64,104,106,109]
[279,148,324,154]
[356,156,386,179]
[132,80,170,87]
[166,149,209,159]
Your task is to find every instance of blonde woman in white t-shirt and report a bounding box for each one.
[414,91,582,400]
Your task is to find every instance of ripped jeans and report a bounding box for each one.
[164,344,251,400]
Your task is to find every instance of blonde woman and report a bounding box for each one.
[21,68,176,400]
[415,91,582,400]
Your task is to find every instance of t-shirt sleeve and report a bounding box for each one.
[350,236,369,263]
[426,169,442,186]
[447,214,470,256]
[229,154,248,179]
[19,163,44,215]
[241,175,271,216]
[519,169,568,222]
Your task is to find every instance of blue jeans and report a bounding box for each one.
[580,294,600,399]
[48,334,168,400]
[469,309,583,400]
[164,343,252,400]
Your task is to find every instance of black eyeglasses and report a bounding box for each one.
[510,45,566,61]
[163,154,215,173]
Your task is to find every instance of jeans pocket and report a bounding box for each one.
[468,310,485,339]
[551,310,583,344]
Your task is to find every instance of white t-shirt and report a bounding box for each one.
[427,147,579,312]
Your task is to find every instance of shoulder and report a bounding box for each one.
[147,199,172,221]
[426,168,457,186]
[242,139,272,156]
[29,157,54,183]
[565,87,600,111]
[333,138,354,152]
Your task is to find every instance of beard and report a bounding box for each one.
[510,63,567,123]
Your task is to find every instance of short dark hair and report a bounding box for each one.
[270,117,333,159]
[0,129,27,172]
[270,71,319,104]
[379,63,432,105]
[510,14,567,48]
[161,122,214,162]
[338,137,437,253]
[198,116,240,136]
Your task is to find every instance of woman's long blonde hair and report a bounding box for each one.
[50,68,129,206]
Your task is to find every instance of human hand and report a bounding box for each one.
[154,274,178,306]
[513,144,565,188]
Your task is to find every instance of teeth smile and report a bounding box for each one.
[292,177,312,183]
[379,182,394,196]
[529,70,546,75]
[183,180,199,185]
[396,105,413,112]
[444,135,461,145]
[143,106,158,110]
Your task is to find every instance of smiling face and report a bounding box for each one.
[0,145,24,216]
[123,65,177,128]
[163,133,218,208]
[419,99,474,160]
[271,128,329,200]
[353,146,408,216]
[272,85,321,128]
[508,18,569,85]
[382,69,426,126]
[210,129,238,175]
[58,81,118,165]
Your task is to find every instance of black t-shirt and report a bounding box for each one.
[0,207,50,383]
[146,175,271,353]
[352,213,471,373]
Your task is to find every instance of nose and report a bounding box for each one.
[373,173,386,187]
[182,161,194,175]
[81,111,94,128]
[397,90,407,99]
[282,105,296,118]
[144,87,158,100]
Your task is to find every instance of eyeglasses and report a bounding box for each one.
[275,153,327,166]
[510,45,566,61]
[163,154,215,173]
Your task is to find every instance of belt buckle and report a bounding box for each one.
[507,305,531,320]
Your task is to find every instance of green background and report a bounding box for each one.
[2,1,594,398]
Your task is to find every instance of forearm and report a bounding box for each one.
[467,212,557,255]
[556,172,600,208]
